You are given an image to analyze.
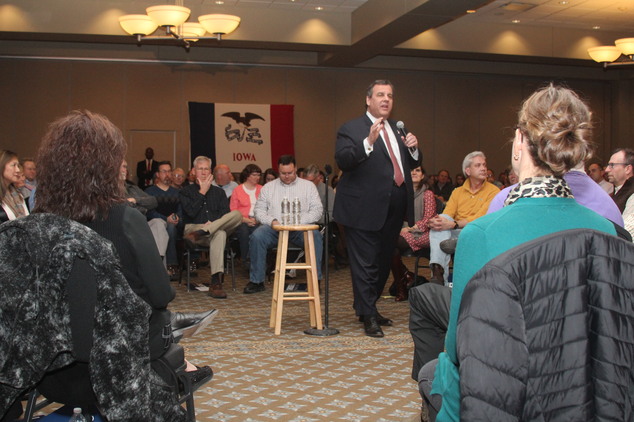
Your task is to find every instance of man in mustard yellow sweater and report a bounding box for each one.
[427,151,499,284]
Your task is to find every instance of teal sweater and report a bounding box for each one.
[431,197,617,422]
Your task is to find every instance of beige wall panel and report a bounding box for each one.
[232,67,288,104]
[69,62,127,131]
[476,77,524,176]
[286,68,337,169]
[10,61,72,158]
[433,75,481,176]
[387,72,435,175]
[0,61,16,152]
[125,64,182,131]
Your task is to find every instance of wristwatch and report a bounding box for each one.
[453,222,459,230]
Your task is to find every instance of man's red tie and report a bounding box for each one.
[382,127,404,186]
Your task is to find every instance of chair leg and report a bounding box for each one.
[186,250,191,292]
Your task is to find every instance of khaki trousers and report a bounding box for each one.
[184,210,242,275]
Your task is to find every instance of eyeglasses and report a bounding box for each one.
[606,162,631,169]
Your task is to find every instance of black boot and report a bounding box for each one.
[388,254,406,297]
[430,264,445,286]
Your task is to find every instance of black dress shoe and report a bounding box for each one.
[171,309,218,340]
[186,365,213,388]
[363,316,384,338]
[358,314,393,326]
[243,281,265,294]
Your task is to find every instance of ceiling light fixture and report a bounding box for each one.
[588,38,634,68]
[118,2,240,50]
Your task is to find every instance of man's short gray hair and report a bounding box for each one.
[303,164,320,178]
[462,151,486,177]
[193,156,212,168]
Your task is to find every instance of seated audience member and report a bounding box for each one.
[145,161,183,279]
[187,167,197,184]
[487,168,503,188]
[1,150,29,223]
[34,110,216,393]
[21,158,37,209]
[427,152,499,284]
[303,164,335,225]
[213,164,238,198]
[605,148,634,239]
[120,160,173,269]
[390,166,436,301]
[497,171,509,188]
[262,168,278,184]
[15,169,31,206]
[606,148,634,212]
[180,156,242,299]
[586,161,613,194]
[453,174,464,187]
[507,167,518,185]
[431,169,453,203]
[171,167,187,189]
[416,84,617,422]
[488,161,624,227]
[243,155,323,294]
[229,164,263,267]
[22,158,37,192]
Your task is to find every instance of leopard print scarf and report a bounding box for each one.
[504,176,573,207]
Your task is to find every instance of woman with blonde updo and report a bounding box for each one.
[423,84,618,422]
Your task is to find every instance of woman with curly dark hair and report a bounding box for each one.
[35,110,211,378]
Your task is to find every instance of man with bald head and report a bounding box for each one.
[213,164,238,198]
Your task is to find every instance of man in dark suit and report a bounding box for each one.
[334,80,421,337]
[136,147,159,189]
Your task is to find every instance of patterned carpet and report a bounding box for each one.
[170,255,427,422]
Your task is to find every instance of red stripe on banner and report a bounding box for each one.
[270,105,294,166]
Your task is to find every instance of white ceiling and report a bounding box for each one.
[1,0,634,67]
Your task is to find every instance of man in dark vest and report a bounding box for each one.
[606,148,634,212]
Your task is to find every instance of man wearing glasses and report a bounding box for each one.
[605,148,634,212]
[606,148,634,239]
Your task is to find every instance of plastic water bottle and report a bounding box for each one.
[69,408,87,422]
[292,198,301,225]
[281,197,290,225]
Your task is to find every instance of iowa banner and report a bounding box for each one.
[188,102,294,171]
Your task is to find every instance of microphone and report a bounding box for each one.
[324,164,333,176]
[396,121,418,154]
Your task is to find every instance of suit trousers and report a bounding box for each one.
[345,183,406,316]
[184,210,242,275]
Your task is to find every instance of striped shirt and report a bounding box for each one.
[254,177,323,226]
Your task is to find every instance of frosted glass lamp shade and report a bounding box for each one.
[178,22,207,37]
[615,38,634,57]
[587,46,621,63]
[146,5,190,27]
[119,14,158,35]
[198,14,240,35]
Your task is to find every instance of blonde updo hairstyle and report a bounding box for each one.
[517,84,594,177]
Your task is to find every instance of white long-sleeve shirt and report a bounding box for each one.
[254,177,323,226]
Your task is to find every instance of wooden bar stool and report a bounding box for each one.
[270,224,323,335]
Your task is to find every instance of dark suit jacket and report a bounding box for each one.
[136,159,159,189]
[333,115,421,231]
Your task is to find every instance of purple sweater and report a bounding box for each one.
[487,171,624,226]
